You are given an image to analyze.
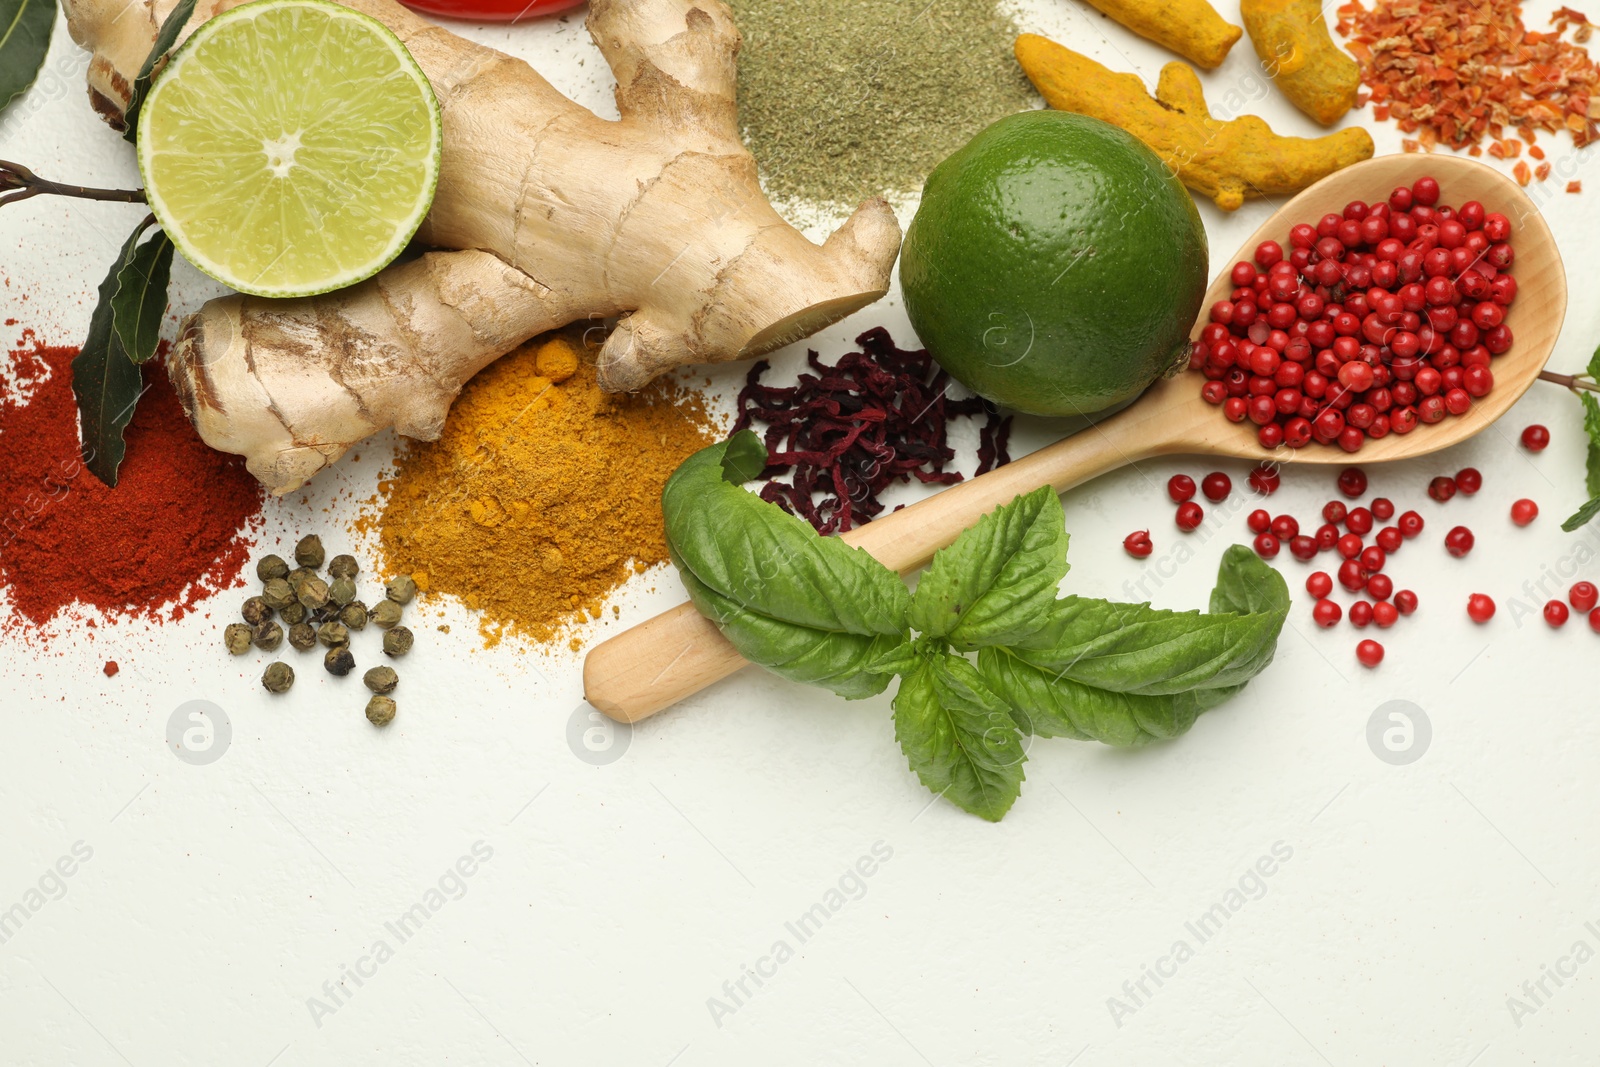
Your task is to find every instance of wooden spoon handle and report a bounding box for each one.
[583,407,1161,722]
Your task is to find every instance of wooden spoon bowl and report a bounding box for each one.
[584,154,1567,722]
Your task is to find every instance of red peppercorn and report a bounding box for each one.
[1466,593,1496,623]
[1545,600,1571,628]
[1454,467,1482,494]
[1413,176,1440,206]
[1571,581,1599,613]
[1176,502,1204,531]
[1511,499,1539,526]
[1338,559,1370,592]
[1337,533,1364,559]
[1375,526,1402,553]
[1370,497,1394,521]
[1345,507,1374,535]
[1591,608,1600,633]
[1356,639,1385,668]
[1521,424,1550,451]
[1367,573,1394,601]
[1323,500,1348,525]
[1444,525,1475,557]
[1349,601,1374,628]
[1124,530,1154,559]
[1428,476,1457,502]
[1307,571,1334,598]
[1359,545,1387,572]
[1314,523,1339,551]
[1254,532,1281,558]
[1288,534,1317,561]
[1394,589,1418,615]
[1337,466,1368,498]
[1483,212,1511,242]
[1398,510,1425,538]
[1247,508,1272,533]
[1313,599,1343,627]
[1201,472,1232,502]
[1248,463,1281,495]
[1270,515,1299,540]
[1167,474,1196,502]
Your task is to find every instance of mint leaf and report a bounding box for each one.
[121,0,196,140]
[0,0,54,116]
[113,230,174,363]
[908,486,1068,650]
[1563,495,1600,533]
[72,219,158,488]
[1588,340,1600,383]
[1579,392,1600,501]
[719,429,769,485]
[893,654,1025,821]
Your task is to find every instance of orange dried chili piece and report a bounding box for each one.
[1514,160,1533,185]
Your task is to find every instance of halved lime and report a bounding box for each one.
[136,0,441,298]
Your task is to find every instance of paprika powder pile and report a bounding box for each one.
[0,333,264,633]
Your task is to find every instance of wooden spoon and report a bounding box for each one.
[584,153,1567,722]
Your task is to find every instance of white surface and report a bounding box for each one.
[3,3,1598,1064]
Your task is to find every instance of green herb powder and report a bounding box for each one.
[726,0,1037,206]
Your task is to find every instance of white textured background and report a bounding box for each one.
[2,2,1597,1064]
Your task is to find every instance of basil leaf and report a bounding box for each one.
[113,230,174,363]
[0,0,53,116]
[1588,340,1600,383]
[719,429,768,484]
[72,219,157,488]
[1009,547,1288,696]
[1564,495,1600,533]
[677,565,906,700]
[121,0,196,140]
[1580,392,1600,500]
[893,654,1025,821]
[908,486,1068,650]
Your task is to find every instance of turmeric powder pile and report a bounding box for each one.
[363,334,720,648]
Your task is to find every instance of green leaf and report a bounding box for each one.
[1563,495,1600,533]
[663,437,911,699]
[121,0,196,141]
[1580,392,1600,501]
[719,429,769,485]
[1588,341,1600,383]
[113,230,174,363]
[908,486,1069,650]
[0,0,54,115]
[72,220,157,488]
[893,654,1026,821]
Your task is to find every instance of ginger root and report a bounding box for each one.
[1241,0,1361,126]
[1015,34,1374,212]
[62,0,901,493]
[1080,0,1241,70]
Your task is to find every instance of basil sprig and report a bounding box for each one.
[663,433,1290,821]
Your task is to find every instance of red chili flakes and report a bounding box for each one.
[1530,144,1547,158]
[731,328,1012,534]
[1514,160,1533,184]
[1570,179,1585,191]
[1537,160,1554,179]
[1341,1,1600,150]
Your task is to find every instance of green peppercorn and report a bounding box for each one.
[262,661,295,694]
[318,621,350,648]
[241,596,273,626]
[256,554,290,582]
[287,566,316,587]
[224,623,253,656]
[363,666,398,694]
[369,599,403,630]
[382,626,413,658]
[288,622,317,651]
[296,576,330,611]
[365,695,396,727]
[328,576,357,608]
[253,621,284,652]
[261,578,296,611]
[340,601,368,631]
[327,554,359,580]
[324,645,356,677]
[386,575,417,605]
[294,534,325,569]
[279,600,308,626]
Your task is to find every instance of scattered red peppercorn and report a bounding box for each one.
[1356,639,1385,668]
[1338,559,1370,592]
[1307,571,1333,598]
[1370,497,1394,521]
[1521,424,1550,452]
[1428,476,1457,502]
[1454,467,1482,494]
[1337,467,1368,498]
[1372,601,1398,628]
[1247,509,1271,533]
[1545,600,1571,627]
[1349,601,1374,627]
[1590,608,1600,633]
[1322,500,1348,525]
[1345,507,1374,535]
[1394,589,1418,615]
[1201,472,1232,502]
[1270,515,1299,540]
[1175,502,1204,531]
[1337,533,1364,559]
[1444,525,1476,557]
[1359,545,1387,572]
[1288,534,1317,561]
[1254,532,1281,558]
[1571,582,1599,613]
[1248,464,1281,495]
[1375,526,1402,553]
[1124,530,1154,558]
[1367,573,1394,601]
[1313,600,1343,627]
[1167,474,1196,503]
[1511,499,1539,526]
[1467,593,1496,623]
[1398,510,1425,538]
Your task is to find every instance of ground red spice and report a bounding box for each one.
[102,660,118,677]
[0,333,264,633]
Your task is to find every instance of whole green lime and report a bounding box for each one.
[901,110,1209,418]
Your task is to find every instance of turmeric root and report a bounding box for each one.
[1080,0,1241,70]
[61,0,901,494]
[1240,0,1361,126]
[1015,34,1374,212]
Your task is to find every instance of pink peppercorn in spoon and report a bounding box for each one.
[584,154,1566,724]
